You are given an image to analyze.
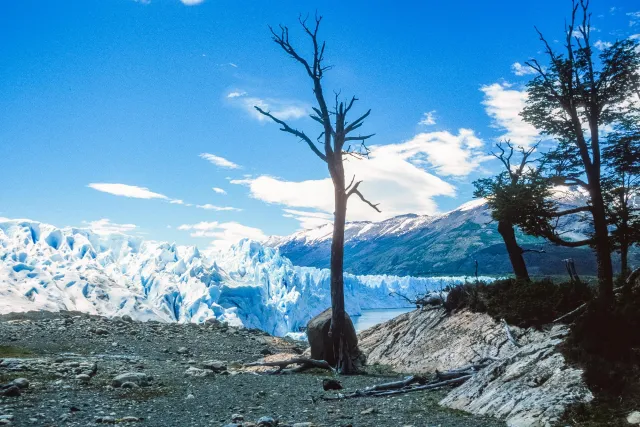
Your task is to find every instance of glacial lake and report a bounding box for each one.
[352,307,415,333]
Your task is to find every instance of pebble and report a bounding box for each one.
[231,413,244,422]
[1,386,20,397]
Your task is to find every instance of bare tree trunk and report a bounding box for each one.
[329,161,355,374]
[497,220,530,281]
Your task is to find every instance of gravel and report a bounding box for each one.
[0,311,504,426]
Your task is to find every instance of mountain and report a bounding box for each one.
[266,197,638,277]
[0,218,482,336]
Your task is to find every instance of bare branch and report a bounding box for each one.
[254,106,327,162]
[346,181,381,213]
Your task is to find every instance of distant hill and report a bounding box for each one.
[266,198,638,277]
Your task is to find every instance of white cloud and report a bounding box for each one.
[199,153,241,169]
[481,82,539,147]
[230,129,489,226]
[594,40,613,50]
[180,0,204,5]
[178,221,266,250]
[87,183,169,200]
[196,204,241,211]
[511,62,538,76]
[282,209,333,229]
[228,91,309,122]
[212,187,227,194]
[170,199,185,205]
[418,111,437,126]
[227,91,247,98]
[84,219,137,235]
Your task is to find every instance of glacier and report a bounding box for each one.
[0,218,492,336]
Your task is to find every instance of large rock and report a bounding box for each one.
[307,308,359,367]
[359,308,593,426]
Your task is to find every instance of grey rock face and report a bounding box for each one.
[359,308,593,427]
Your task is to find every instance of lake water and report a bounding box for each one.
[352,307,415,333]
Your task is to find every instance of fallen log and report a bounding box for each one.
[323,375,472,400]
[245,357,335,374]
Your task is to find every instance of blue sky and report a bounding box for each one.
[1,0,638,249]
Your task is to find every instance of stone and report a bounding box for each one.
[256,416,276,427]
[307,308,360,367]
[628,411,640,425]
[322,378,342,391]
[360,408,376,415]
[200,360,226,372]
[111,372,151,388]
[119,416,142,422]
[121,315,133,323]
[11,378,29,389]
[292,423,315,427]
[177,347,189,354]
[1,386,20,397]
[185,367,211,377]
[95,416,116,424]
[76,374,91,383]
[231,414,244,422]
[120,382,139,389]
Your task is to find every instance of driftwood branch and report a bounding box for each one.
[245,357,335,374]
[323,375,471,400]
[501,319,521,347]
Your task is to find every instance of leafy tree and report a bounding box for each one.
[255,15,379,374]
[602,120,640,278]
[521,0,640,301]
[473,141,552,281]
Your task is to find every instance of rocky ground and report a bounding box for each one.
[0,311,505,427]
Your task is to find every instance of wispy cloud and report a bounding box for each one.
[180,0,205,5]
[87,183,168,199]
[481,82,539,147]
[84,219,137,235]
[199,153,241,169]
[230,129,488,226]
[227,91,247,98]
[418,111,437,126]
[196,204,241,212]
[226,90,309,122]
[282,209,333,229]
[212,187,227,194]
[178,221,266,250]
[511,62,538,76]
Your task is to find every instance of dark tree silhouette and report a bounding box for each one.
[521,0,640,301]
[255,15,379,374]
[473,141,550,281]
[603,121,640,278]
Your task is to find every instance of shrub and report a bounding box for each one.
[445,278,593,329]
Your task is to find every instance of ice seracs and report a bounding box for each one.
[0,218,484,336]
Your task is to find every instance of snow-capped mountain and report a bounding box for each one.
[0,218,486,336]
[267,195,634,277]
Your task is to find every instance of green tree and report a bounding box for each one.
[473,141,552,281]
[521,0,640,301]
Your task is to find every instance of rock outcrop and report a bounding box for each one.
[359,308,593,427]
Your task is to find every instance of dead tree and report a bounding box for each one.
[255,15,379,374]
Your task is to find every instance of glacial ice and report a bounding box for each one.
[0,218,492,336]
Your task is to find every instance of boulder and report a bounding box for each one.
[306,308,360,367]
[111,372,151,388]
